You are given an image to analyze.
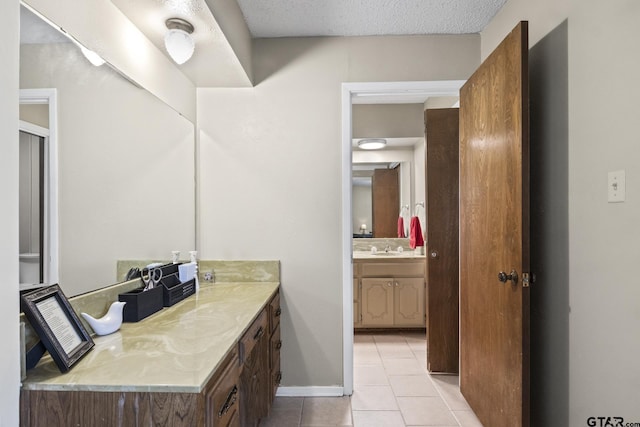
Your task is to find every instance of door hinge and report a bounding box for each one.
[522,272,536,288]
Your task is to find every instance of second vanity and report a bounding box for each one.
[353,250,426,329]
[20,278,281,427]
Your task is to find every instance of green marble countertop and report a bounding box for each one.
[353,250,426,260]
[21,282,279,393]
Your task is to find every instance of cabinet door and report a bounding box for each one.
[394,278,426,327]
[353,278,360,327]
[240,310,270,427]
[361,278,394,326]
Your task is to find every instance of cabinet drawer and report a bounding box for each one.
[205,348,240,427]
[361,262,425,277]
[240,309,268,364]
[269,292,281,334]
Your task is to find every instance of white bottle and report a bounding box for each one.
[189,251,200,292]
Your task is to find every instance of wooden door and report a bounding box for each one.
[372,168,399,237]
[459,22,530,427]
[394,278,425,327]
[425,108,459,374]
[361,278,394,326]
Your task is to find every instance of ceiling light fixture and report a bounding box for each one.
[358,138,387,150]
[78,45,106,67]
[164,18,195,65]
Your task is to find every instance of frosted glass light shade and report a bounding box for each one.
[164,29,194,65]
[358,138,387,150]
[79,45,105,66]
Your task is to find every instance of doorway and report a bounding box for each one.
[19,88,59,291]
[341,81,465,395]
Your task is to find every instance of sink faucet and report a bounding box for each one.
[384,245,391,253]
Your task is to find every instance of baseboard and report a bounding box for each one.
[275,386,345,397]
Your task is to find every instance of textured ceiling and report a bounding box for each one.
[236,0,507,38]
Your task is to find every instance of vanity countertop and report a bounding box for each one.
[353,250,426,260]
[21,282,279,393]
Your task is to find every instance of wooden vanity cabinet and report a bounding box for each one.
[205,347,240,427]
[355,259,426,328]
[268,291,282,403]
[239,309,269,427]
[239,291,281,426]
[20,348,243,427]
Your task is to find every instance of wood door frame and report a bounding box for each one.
[341,80,465,395]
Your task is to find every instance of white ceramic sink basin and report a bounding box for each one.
[372,251,402,256]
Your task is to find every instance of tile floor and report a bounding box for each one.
[261,331,484,426]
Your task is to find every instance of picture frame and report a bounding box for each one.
[21,284,94,373]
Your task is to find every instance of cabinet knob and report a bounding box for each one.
[253,326,264,341]
[387,282,392,287]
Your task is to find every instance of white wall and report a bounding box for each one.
[0,0,21,423]
[197,34,479,388]
[480,0,569,60]
[413,139,426,231]
[352,104,424,138]
[569,0,640,424]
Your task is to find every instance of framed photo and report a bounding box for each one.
[21,284,94,373]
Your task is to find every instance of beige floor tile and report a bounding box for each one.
[351,385,399,411]
[412,348,427,359]
[300,396,352,426]
[354,348,383,366]
[354,333,375,343]
[354,365,389,385]
[383,358,427,375]
[262,409,303,427]
[377,342,416,359]
[373,333,408,343]
[354,340,378,351]
[389,375,439,397]
[430,375,471,411]
[352,410,406,427]
[271,396,304,411]
[453,410,484,427]
[261,397,304,427]
[397,397,459,426]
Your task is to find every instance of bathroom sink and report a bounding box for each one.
[372,251,402,256]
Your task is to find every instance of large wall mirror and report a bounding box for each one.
[19,5,196,297]
[351,104,426,239]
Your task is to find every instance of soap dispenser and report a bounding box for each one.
[189,250,200,292]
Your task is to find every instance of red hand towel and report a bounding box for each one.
[409,216,424,249]
[397,216,405,238]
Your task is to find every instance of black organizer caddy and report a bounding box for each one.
[151,262,196,307]
[118,262,196,321]
[119,285,163,322]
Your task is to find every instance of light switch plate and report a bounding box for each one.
[608,170,625,203]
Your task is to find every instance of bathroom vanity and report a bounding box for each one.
[353,251,426,329]
[20,282,281,427]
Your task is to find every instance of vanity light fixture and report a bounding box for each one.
[358,138,387,150]
[79,45,105,67]
[164,18,195,65]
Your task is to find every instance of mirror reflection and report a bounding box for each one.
[351,103,426,239]
[19,5,196,297]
